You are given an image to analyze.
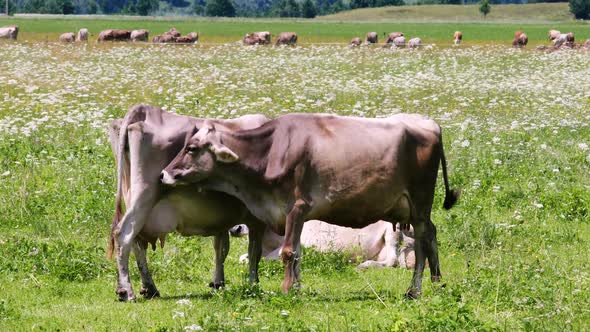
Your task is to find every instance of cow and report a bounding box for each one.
[76,28,89,42]
[243,31,271,45]
[59,32,75,43]
[108,104,270,302]
[175,32,199,44]
[365,32,378,45]
[384,32,403,46]
[553,32,575,48]
[0,25,18,40]
[131,29,149,42]
[512,31,528,48]
[392,36,406,48]
[98,29,132,42]
[453,31,462,46]
[585,39,590,48]
[161,113,459,299]
[152,28,183,43]
[350,37,362,47]
[408,37,422,49]
[548,29,561,42]
[232,221,417,269]
[275,32,297,46]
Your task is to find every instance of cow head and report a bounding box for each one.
[161,120,239,185]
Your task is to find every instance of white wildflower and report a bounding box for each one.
[461,140,470,148]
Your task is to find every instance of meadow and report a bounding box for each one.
[1,17,590,331]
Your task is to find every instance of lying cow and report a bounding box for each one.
[161,113,459,299]
[453,31,462,46]
[98,29,132,42]
[59,32,75,43]
[131,29,149,42]
[175,32,199,44]
[350,37,362,47]
[512,31,528,48]
[232,221,417,269]
[77,28,89,42]
[152,28,183,43]
[408,37,421,49]
[365,32,378,45]
[392,36,405,48]
[108,104,269,301]
[275,32,297,46]
[384,32,403,46]
[0,25,18,40]
[243,31,271,45]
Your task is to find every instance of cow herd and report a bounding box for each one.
[108,104,460,301]
[2,24,590,50]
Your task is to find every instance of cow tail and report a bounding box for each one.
[440,139,459,210]
[107,117,130,259]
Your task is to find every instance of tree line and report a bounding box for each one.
[4,0,589,20]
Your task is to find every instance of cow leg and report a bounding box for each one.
[405,218,435,299]
[247,224,264,284]
[424,220,441,282]
[280,198,309,293]
[358,222,401,269]
[133,240,160,299]
[210,231,229,289]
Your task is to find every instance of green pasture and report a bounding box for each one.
[0,15,589,331]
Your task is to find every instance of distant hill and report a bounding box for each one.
[318,3,576,23]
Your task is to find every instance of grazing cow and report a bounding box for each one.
[275,32,297,46]
[108,104,269,301]
[392,36,406,48]
[98,29,132,42]
[59,32,75,43]
[0,25,18,40]
[161,113,459,298]
[243,31,271,45]
[131,29,149,42]
[553,32,575,48]
[408,37,422,49]
[512,31,528,48]
[350,37,362,47]
[365,32,378,45]
[548,29,561,42]
[384,32,403,46]
[175,32,199,44]
[232,221,417,269]
[77,28,89,42]
[453,31,462,45]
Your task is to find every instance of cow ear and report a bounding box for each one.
[210,144,239,163]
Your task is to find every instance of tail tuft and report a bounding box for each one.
[443,189,460,210]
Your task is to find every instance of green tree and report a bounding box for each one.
[206,0,235,16]
[301,0,316,17]
[135,0,158,15]
[569,0,590,19]
[479,0,491,18]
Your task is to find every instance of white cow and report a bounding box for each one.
[408,37,422,49]
[232,220,416,269]
[392,36,405,48]
[0,25,18,40]
[77,28,89,42]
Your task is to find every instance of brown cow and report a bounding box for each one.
[59,32,75,43]
[365,32,378,45]
[384,32,403,45]
[109,104,270,301]
[76,28,89,42]
[161,113,459,299]
[243,31,271,45]
[98,29,132,42]
[350,37,362,47]
[175,32,199,44]
[275,32,297,46]
[453,31,462,46]
[0,25,18,40]
[512,31,528,48]
[131,29,149,42]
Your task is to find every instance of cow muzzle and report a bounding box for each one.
[160,170,178,185]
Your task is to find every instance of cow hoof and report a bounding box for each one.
[140,287,160,299]
[431,276,441,283]
[116,288,136,302]
[404,288,420,300]
[208,281,225,289]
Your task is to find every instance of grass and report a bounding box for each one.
[1,6,590,44]
[0,18,590,331]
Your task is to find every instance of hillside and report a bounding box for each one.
[318,3,576,23]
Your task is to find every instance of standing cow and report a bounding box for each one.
[131,29,149,42]
[512,31,528,48]
[98,29,132,42]
[408,37,421,49]
[161,113,459,299]
[0,25,19,40]
[392,36,406,48]
[365,32,378,45]
[384,32,403,46]
[108,104,269,301]
[59,32,75,43]
[243,31,271,45]
[453,31,462,46]
[77,28,89,42]
[275,32,297,46]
